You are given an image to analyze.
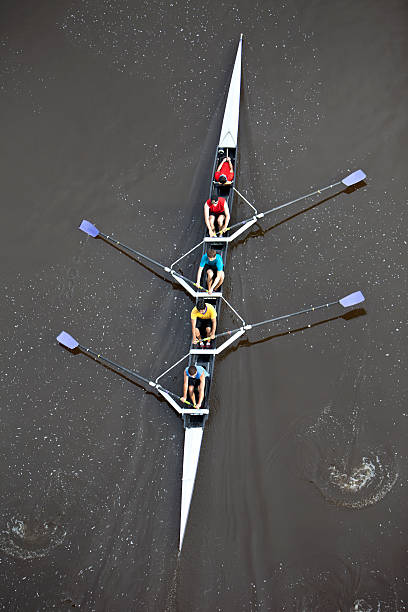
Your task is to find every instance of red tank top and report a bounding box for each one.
[206,197,226,214]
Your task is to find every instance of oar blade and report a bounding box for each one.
[339,291,365,308]
[79,219,99,237]
[57,331,79,350]
[341,169,366,186]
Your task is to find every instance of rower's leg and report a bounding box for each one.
[188,384,196,405]
[206,268,214,291]
[208,215,216,234]
[217,214,225,231]
[212,270,225,291]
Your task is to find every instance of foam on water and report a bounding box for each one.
[270,560,399,612]
[0,516,67,560]
[300,405,398,510]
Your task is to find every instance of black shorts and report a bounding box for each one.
[203,263,218,276]
[208,211,225,223]
[196,318,212,335]
[188,377,201,390]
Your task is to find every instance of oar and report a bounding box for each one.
[79,220,209,293]
[203,291,365,341]
[218,169,367,235]
[56,331,194,405]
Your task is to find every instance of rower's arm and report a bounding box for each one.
[197,374,206,407]
[204,203,211,233]
[181,371,188,400]
[191,318,197,341]
[196,266,204,286]
[221,202,230,231]
[210,317,217,339]
[213,270,223,287]
[224,201,230,224]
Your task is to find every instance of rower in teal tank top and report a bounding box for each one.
[181,365,208,409]
[196,247,225,294]
[184,365,208,380]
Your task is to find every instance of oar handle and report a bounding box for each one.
[180,398,196,407]
[193,283,209,293]
[157,385,196,407]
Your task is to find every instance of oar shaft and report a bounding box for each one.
[78,344,152,386]
[211,300,339,340]
[78,344,187,405]
[100,232,168,271]
[250,300,338,330]
[100,231,200,290]
[226,180,343,234]
[261,181,342,217]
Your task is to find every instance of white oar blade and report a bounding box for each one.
[79,219,99,237]
[341,169,366,186]
[339,291,365,308]
[57,331,79,350]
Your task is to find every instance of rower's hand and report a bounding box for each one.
[208,288,213,294]
[196,403,201,410]
[181,396,187,403]
[209,230,216,237]
[210,334,215,340]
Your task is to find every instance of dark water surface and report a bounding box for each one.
[1,0,408,609]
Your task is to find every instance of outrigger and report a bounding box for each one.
[56,36,367,551]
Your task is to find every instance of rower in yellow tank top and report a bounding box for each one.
[191,299,217,348]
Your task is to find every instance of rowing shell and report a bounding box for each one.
[178,35,243,551]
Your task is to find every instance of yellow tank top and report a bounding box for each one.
[191,303,217,320]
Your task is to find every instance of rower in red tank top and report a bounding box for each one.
[214,156,234,185]
[204,196,230,237]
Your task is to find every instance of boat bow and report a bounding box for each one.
[218,34,243,148]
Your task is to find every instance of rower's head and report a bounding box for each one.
[196,299,206,313]
[207,248,217,261]
[188,365,197,376]
[218,174,227,184]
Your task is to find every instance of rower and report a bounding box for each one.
[191,298,217,348]
[214,156,234,186]
[181,364,208,409]
[204,196,230,237]
[196,248,224,294]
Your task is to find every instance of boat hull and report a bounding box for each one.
[179,36,243,551]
